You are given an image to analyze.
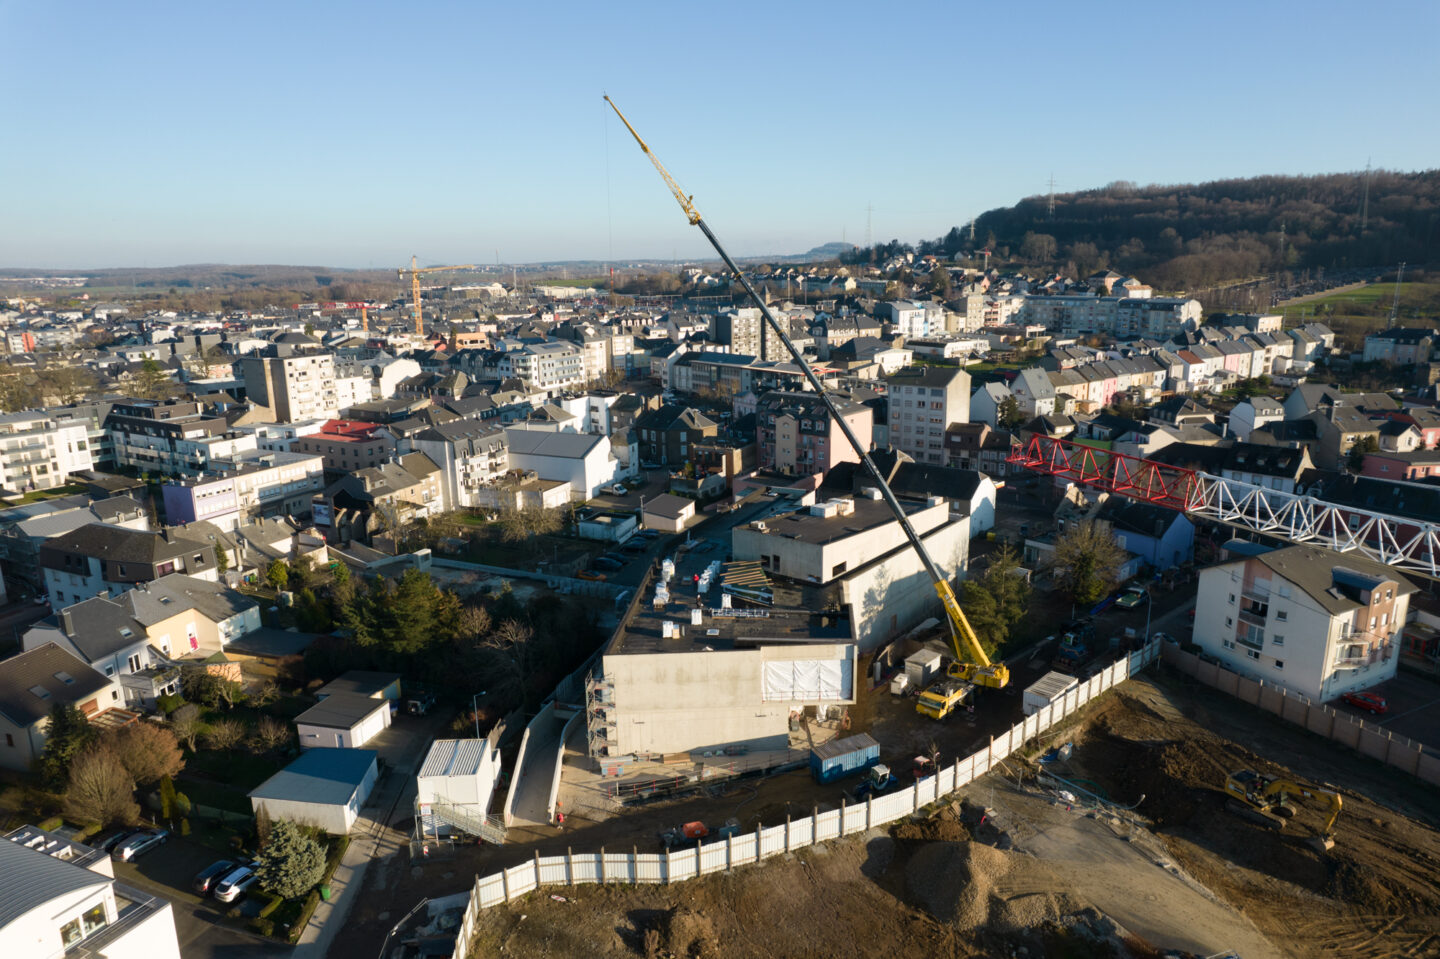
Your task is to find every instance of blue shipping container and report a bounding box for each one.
[810,733,881,784]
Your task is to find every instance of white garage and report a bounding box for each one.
[294,692,391,749]
[249,748,379,834]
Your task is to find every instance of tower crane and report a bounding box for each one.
[604,95,1007,689]
[399,256,472,338]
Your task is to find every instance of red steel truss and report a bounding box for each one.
[1007,435,1205,512]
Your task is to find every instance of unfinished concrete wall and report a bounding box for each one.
[1160,643,1438,786]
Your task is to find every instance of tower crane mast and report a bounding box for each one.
[604,96,1006,688]
[399,256,473,338]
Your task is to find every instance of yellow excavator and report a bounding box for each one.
[604,96,1008,692]
[1224,768,1341,851]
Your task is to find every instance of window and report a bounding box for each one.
[82,904,107,936]
[831,561,847,577]
[61,918,83,947]
[1276,610,1287,622]
[1273,660,1284,670]
[1222,639,1235,650]
[1225,617,1233,627]
[1247,649,1260,660]
[1228,593,1236,605]
[1273,635,1284,646]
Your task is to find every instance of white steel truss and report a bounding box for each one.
[1187,472,1440,578]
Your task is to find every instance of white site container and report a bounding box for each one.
[1023,671,1079,717]
[890,673,911,696]
[904,648,943,688]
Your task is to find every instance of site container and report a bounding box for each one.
[904,648,943,688]
[1023,671,1079,717]
[809,733,881,784]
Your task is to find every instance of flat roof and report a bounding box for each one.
[418,739,489,779]
[249,748,378,806]
[294,691,389,729]
[741,497,927,547]
[316,671,401,699]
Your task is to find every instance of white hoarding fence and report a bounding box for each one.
[461,642,1159,919]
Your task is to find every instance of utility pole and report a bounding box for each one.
[1359,159,1372,233]
[1047,174,1056,219]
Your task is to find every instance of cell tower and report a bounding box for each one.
[1359,159,1372,233]
[1388,262,1406,328]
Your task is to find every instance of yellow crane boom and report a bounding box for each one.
[604,95,1007,688]
[399,256,472,338]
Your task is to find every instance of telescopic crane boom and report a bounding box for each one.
[399,256,473,338]
[604,95,1007,688]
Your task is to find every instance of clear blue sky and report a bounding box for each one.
[4,0,1437,269]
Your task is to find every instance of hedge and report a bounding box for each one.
[36,816,63,832]
[287,891,321,944]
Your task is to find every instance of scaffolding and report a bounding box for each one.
[585,671,615,762]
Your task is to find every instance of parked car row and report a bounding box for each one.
[194,858,258,902]
[98,827,169,862]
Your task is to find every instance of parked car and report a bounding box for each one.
[193,859,241,894]
[1151,632,1178,646]
[577,570,607,581]
[1114,585,1147,609]
[600,551,626,564]
[95,829,141,853]
[112,828,168,862]
[621,540,648,554]
[601,483,629,496]
[213,865,258,903]
[636,529,659,540]
[1341,690,1388,714]
[592,557,624,572]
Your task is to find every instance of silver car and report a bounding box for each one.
[112,828,168,862]
[213,864,258,903]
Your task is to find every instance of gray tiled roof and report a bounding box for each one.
[0,643,112,727]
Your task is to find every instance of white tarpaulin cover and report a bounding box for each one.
[762,656,853,702]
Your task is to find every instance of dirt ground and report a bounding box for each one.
[459,673,1440,959]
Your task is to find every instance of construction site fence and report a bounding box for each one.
[1160,644,1440,786]
[455,641,1160,926]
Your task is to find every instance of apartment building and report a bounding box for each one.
[1192,545,1416,702]
[407,420,508,510]
[498,341,586,391]
[885,366,971,466]
[161,449,326,529]
[241,353,340,422]
[0,495,151,587]
[633,405,718,466]
[1,825,181,959]
[293,420,397,473]
[755,391,873,475]
[319,453,444,544]
[105,400,257,478]
[0,411,94,491]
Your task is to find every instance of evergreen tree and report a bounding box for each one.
[255,820,326,899]
[40,704,98,788]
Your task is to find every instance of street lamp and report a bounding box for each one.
[471,690,487,740]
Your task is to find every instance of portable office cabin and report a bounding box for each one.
[810,733,881,783]
[416,739,502,816]
[904,648,943,688]
[1023,671,1079,716]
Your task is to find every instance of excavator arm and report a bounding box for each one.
[605,94,1010,690]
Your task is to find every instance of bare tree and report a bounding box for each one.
[169,704,203,751]
[252,715,292,753]
[108,723,184,786]
[1052,520,1125,607]
[203,717,247,751]
[63,745,140,828]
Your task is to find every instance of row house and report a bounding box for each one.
[0,495,150,588]
[1362,327,1435,366]
[755,391,872,476]
[633,405,718,466]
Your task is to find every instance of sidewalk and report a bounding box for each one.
[291,714,443,959]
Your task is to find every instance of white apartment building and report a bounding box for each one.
[1192,546,1416,702]
[241,353,340,423]
[0,412,93,490]
[885,366,971,466]
[407,421,508,510]
[498,341,586,391]
[2,826,181,959]
[161,449,327,529]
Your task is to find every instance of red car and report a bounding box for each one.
[1341,691,1388,714]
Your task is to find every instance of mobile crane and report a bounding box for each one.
[605,96,1007,690]
[1224,768,1341,851]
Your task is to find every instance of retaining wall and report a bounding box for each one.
[460,642,1160,921]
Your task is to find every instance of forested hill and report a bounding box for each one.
[853,171,1438,290]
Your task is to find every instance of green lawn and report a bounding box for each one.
[1276,281,1440,344]
[0,483,85,505]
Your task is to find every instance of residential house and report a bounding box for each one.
[1191,545,1415,701]
[1361,449,1440,481]
[1011,368,1056,418]
[1362,327,1434,366]
[39,525,217,608]
[0,645,120,772]
[885,365,971,466]
[1228,396,1284,441]
[0,496,150,588]
[1094,497,1194,569]
[633,405,718,467]
[970,381,1013,428]
[320,453,443,544]
[293,420,397,473]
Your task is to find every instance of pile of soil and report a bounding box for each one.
[660,906,717,958]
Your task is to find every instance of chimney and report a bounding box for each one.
[59,610,73,635]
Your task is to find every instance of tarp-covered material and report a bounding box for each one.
[762,656,853,702]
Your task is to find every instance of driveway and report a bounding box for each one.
[1339,670,1440,750]
[112,840,277,959]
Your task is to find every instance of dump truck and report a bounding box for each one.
[915,679,974,721]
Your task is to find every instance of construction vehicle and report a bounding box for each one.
[1050,631,1094,674]
[915,679,974,721]
[850,764,899,801]
[660,818,740,850]
[1224,768,1342,851]
[398,256,473,338]
[605,95,1008,693]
